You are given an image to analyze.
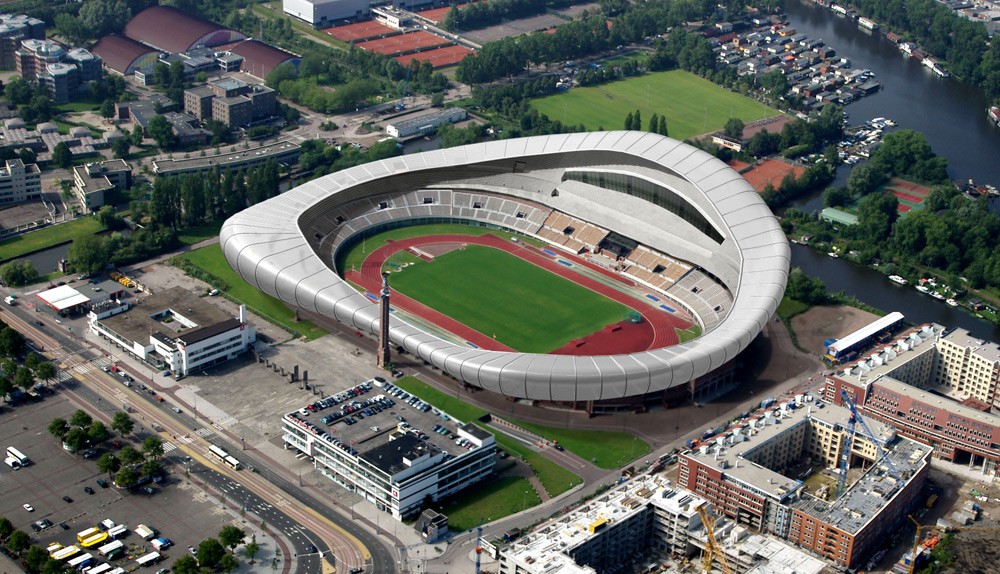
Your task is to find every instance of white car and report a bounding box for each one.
[23,503,33,512]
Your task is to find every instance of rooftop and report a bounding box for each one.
[152,141,300,174]
[284,378,490,466]
[387,107,467,131]
[99,286,235,346]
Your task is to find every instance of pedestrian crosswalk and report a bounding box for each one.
[175,435,194,444]
[195,428,214,438]
[162,441,177,453]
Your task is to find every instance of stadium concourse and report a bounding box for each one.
[221,132,789,405]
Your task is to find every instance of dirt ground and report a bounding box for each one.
[790,304,879,355]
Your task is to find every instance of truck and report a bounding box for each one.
[134,525,156,540]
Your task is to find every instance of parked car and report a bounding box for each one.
[22,504,33,512]
[84,486,94,495]
[62,496,73,503]
[96,479,108,488]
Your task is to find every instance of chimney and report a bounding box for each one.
[239,304,246,324]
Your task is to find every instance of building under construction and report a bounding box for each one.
[498,474,830,574]
[678,401,930,569]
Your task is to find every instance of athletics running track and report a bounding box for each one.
[345,233,692,354]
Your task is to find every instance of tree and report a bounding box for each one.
[25,353,38,370]
[219,553,239,573]
[35,361,56,383]
[111,412,134,436]
[648,112,659,133]
[24,545,48,573]
[147,115,176,150]
[111,137,130,159]
[0,260,38,287]
[723,117,745,139]
[7,530,29,554]
[632,109,641,132]
[130,125,144,147]
[0,516,13,541]
[13,366,33,390]
[18,148,36,165]
[70,409,92,429]
[431,92,445,107]
[67,234,109,276]
[119,445,143,466]
[760,68,789,98]
[243,541,261,564]
[97,453,120,477]
[42,558,67,574]
[141,460,163,478]
[219,525,246,551]
[785,268,827,305]
[63,428,87,453]
[51,142,72,169]
[88,421,109,444]
[114,466,138,488]
[54,13,92,46]
[100,99,115,120]
[197,538,226,569]
[172,555,199,574]
[623,111,633,130]
[79,0,131,38]
[658,115,667,136]
[0,325,25,357]
[142,436,164,460]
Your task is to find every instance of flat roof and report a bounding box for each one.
[942,327,1000,364]
[152,140,300,174]
[36,285,89,310]
[829,311,905,353]
[99,286,234,345]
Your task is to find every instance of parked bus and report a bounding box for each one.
[6,447,28,467]
[85,563,112,574]
[107,568,125,574]
[47,543,63,555]
[67,552,93,570]
[97,540,123,557]
[52,546,81,561]
[80,532,108,548]
[134,552,160,568]
[77,528,101,543]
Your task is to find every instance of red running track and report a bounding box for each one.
[348,233,693,353]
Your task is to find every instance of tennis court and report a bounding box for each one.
[396,45,472,68]
[323,21,397,42]
[357,31,451,55]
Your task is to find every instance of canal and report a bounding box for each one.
[780,0,1000,338]
[784,0,1000,213]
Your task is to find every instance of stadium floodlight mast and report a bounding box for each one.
[221,132,788,402]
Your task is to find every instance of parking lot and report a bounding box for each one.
[0,393,272,572]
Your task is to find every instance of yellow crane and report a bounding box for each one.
[695,504,734,574]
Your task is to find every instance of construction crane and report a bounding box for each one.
[836,388,905,497]
[904,515,1000,574]
[695,504,734,574]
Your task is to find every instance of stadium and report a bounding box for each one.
[221,132,789,404]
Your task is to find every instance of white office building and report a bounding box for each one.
[283,0,370,27]
[0,159,41,206]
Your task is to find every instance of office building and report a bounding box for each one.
[0,14,45,69]
[153,141,300,176]
[283,0,370,27]
[183,78,277,128]
[16,39,103,103]
[282,379,496,520]
[73,160,132,211]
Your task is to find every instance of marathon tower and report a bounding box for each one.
[377,271,391,368]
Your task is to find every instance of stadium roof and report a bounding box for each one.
[220,132,789,401]
[123,6,245,54]
[228,40,299,80]
[91,34,161,75]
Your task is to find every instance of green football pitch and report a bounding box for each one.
[390,245,629,353]
[531,70,780,139]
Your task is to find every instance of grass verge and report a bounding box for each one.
[440,476,540,531]
[394,377,583,495]
[0,217,104,261]
[391,245,629,352]
[531,70,779,139]
[177,221,223,246]
[173,244,325,340]
[675,324,701,343]
[507,420,650,469]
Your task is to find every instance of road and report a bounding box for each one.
[1,305,398,574]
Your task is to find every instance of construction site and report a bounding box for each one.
[497,473,831,574]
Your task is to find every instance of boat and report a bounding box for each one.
[889,275,908,285]
[930,291,945,300]
[946,298,959,307]
[988,106,1000,128]
[828,252,839,258]
[916,285,930,294]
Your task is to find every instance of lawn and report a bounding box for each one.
[394,377,582,496]
[441,476,540,531]
[532,70,779,139]
[392,245,629,352]
[253,3,349,50]
[676,324,701,343]
[0,217,104,261]
[510,420,650,469]
[776,296,810,322]
[336,224,544,272]
[174,244,325,340]
[177,221,223,246]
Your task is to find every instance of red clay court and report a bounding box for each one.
[346,233,691,354]
[416,3,473,24]
[396,45,472,68]
[357,31,451,55]
[323,21,396,42]
[739,158,806,193]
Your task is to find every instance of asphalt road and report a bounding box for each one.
[3,304,397,574]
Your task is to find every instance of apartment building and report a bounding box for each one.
[0,158,41,206]
[72,160,132,211]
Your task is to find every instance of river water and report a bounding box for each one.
[779,0,1000,340]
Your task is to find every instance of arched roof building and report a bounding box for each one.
[91,34,161,75]
[123,6,245,54]
[221,132,789,401]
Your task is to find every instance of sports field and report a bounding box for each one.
[531,70,779,139]
[390,245,629,353]
[879,177,930,215]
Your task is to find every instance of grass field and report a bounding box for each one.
[675,325,701,343]
[177,221,223,246]
[441,476,540,531]
[392,245,629,352]
[0,217,104,261]
[509,420,650,469]
[336,224,544,272]
[532,70,779,139]
[174,245,325,340]
[394,377,582,496]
